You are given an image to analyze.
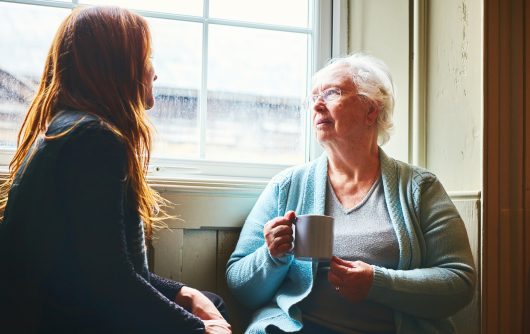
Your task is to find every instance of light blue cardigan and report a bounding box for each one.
[226,150,476,334]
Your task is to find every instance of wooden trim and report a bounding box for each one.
[521,1,530,333]
[483,0,499,329]
[483,0,529,332]
[410,0,427,166]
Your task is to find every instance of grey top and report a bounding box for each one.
[299,176,399,333]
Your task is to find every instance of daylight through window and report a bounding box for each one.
[0,0,319,173]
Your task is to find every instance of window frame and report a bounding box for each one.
[0,0,340,183]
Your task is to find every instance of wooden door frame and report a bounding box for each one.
[483,0,529,332]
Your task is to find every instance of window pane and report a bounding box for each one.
[209,0,309,28]
[146,18,202,160]
[80,0,202,16]
[207,25,307,164]
[0,3,69,149]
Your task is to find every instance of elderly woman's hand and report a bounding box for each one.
[263,211,296,258]
[328,256,374,303]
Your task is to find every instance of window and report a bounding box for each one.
[0,0,333,180]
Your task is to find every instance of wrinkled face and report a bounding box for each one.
[144,59,157,110]
[310,63,374,147]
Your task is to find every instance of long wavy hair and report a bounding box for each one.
[0,6,167,238]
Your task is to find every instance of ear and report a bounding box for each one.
[365,101,380,126]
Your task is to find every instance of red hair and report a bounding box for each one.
[0,6,167,238]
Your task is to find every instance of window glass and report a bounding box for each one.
[80,0,202,16]
[0,0,315,170]
[146,18,202,160]
[209,0,309,28]
[0,3,69,149]
[206,25,307,164]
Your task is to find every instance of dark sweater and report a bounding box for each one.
[0,110,204,333]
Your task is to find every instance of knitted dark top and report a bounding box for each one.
[0,110,204,333]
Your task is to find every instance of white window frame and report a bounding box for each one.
[0,0,343,184]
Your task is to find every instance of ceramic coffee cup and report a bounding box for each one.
[294,214,334,260]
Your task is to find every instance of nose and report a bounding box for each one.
[312,96,326,112]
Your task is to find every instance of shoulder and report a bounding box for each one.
[381,151,449,216]
[43,111,127,175]
[380,149,438,189]
[47,109,102,134]
[397,160,437,188]
[47,109,125,152]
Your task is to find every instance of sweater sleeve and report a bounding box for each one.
[367,173,476,319]
[57,124,204,333]
[225,174,294,309]
[149,272,185,301]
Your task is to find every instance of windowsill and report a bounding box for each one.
[147,157,290,182]
[0,164,269,195]
[148,174,267,196]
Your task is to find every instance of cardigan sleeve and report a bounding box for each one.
[57,123,204,333]
[225,173,294,309]
[367,172,476,319]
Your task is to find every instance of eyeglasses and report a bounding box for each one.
[305,87,345,107]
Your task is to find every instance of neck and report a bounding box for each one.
[326,142,380,183]
[325,144,381,209]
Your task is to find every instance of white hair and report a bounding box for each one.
[320,52,396,145]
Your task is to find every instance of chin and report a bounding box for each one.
[145,99,155,110]
[316,133,330,144]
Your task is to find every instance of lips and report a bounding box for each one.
[316,118,333,126]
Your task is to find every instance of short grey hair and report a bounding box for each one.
[320,52,396,145]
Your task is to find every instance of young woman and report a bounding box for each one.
[0,6,230,334]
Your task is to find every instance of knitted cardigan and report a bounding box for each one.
[226,149,476,334]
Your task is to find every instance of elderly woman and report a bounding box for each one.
[225,53,476,334]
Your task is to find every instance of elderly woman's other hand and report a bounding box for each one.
[328,256,374,303]
[263,211,296,258]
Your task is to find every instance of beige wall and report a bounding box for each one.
[426,0,482,192]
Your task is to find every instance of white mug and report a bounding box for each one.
[294,214,334,260]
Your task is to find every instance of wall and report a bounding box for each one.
[426,0,482,192]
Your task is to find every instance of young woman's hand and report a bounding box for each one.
[263,211,296,258]
[203,319,232,334]
[175,287,232,333]
[175,287,225,320]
